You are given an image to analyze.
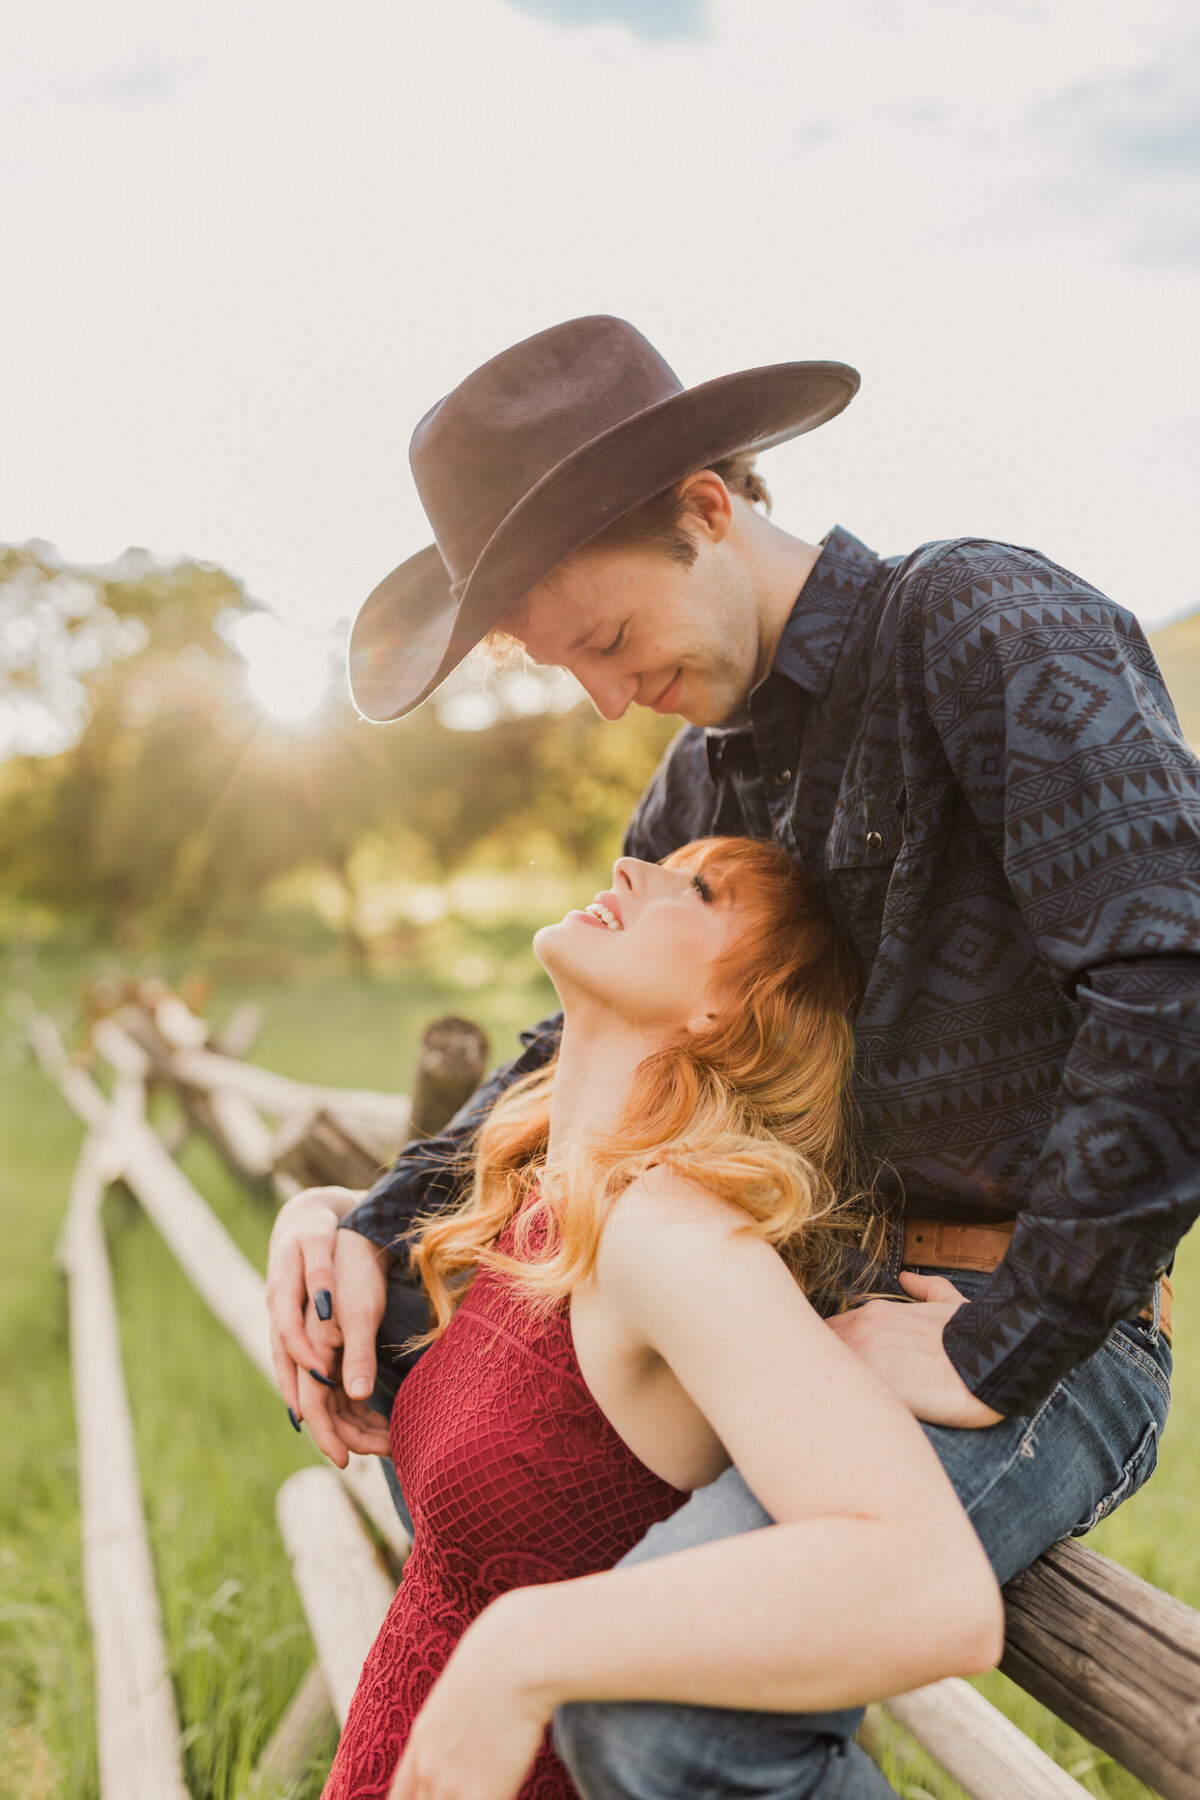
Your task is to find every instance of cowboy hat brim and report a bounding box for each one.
[348,358,858,723]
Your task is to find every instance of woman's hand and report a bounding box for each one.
[266,1186,395,1456]
[266,1184,363,1415]
[296,1290,393,1465]
[388,1592,555,1800]
[285,1225,392,1463]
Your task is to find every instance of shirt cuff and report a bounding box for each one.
[941,1287,1109,1418]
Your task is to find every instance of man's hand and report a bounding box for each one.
[825,1272,1004,1429]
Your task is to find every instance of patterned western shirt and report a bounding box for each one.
[346,525,1200,1417]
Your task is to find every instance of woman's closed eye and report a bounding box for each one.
[691,872,713,903]
[599,625,627,658]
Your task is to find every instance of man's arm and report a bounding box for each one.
[920,542,1200,1416]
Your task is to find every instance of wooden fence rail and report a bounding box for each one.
[60,1127,190,1800]
[1002,1538,1200,1798]
[32,1014,409,1562]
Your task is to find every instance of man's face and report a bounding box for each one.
[509,537,766,729]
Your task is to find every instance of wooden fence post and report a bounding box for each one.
[408,1017,489,1139]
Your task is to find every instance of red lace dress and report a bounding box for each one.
[321,1202,688,1799]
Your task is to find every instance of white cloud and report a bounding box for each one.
[505,0,709,40]
[1026,30,1200,264]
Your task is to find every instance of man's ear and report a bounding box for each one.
[677,471,734,546]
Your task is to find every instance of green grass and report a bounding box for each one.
[0,925,557,1800]
[1,924,1197,1799]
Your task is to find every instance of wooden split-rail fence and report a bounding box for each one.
[31,980,1200,1800]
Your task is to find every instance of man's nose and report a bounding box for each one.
[572,665,638,722]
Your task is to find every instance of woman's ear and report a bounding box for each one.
[684,1006,719,1035]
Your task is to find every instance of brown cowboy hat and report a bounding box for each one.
[348,315,859,722]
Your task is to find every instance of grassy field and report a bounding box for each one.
[1,921,1197,1800]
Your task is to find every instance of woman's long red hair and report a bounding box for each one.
[407,837,882,1339]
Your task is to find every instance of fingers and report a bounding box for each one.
[270,1317,302,1417]
[898,1269,965,1303]
[265,1236,324,1406]
[327,1390,393,1458]
[296,1367,351,1468]
[297,1221,339,1359]
[267,1217,342,1390]
[340,1316,381,1403]
[307,1305,345,1381]
[336,1232,389,1402]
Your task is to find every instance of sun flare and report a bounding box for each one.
[233,611,331,723]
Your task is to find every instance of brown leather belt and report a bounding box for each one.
[902,1218,1173,1346]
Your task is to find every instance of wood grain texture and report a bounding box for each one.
[36,1015,412,1564]
[65,1131,190,1800]
[276,1469,396,1726]
[272,1106,384,1192]
[164,1044,409,1151]
[409,1016,490,1139]
[96,1016,277,1184]
[1002,1538,1200,1800]
[868,1677,1089,1800]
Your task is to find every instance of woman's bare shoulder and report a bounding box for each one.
[592,1169,806,1369]
[597,1167,760,1285]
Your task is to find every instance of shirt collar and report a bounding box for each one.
[770,524,880,700]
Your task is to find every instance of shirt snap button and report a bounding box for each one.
[774,768,792,786]
[866,830,884,851]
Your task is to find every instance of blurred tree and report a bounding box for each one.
[0,543,149,757]
[0,548,679,946]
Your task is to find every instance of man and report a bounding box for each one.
[267,315,1196,1798]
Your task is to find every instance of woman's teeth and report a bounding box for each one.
[584,901,622,930]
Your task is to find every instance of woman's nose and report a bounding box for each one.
[612,856,657,893]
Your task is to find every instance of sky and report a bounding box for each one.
[2,0,1199,642]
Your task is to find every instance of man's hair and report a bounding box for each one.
[575,450,771,570]
[483,452,770,660]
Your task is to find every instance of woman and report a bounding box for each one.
[311,837,1003,1800]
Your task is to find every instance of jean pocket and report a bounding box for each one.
[1069,1417,1160,1537]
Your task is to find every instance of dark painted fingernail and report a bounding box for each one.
[287,1406,302,1432]
[314,1290,332,1321]
[309,1367,336,1389]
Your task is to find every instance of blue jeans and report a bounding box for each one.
[553,1270,1173,1800]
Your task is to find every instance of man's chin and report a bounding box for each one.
[682,694,751,731]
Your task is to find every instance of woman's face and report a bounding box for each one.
[534,855,737,1035]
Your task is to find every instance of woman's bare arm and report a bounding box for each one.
[389,1175,1003,1799]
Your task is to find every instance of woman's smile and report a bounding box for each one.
[570,908,611,930]
[569,891,625,930]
